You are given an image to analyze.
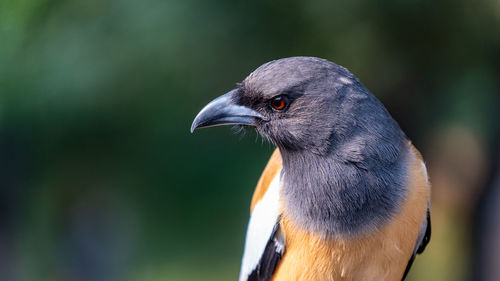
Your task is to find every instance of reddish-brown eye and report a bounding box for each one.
[270,96,287,111]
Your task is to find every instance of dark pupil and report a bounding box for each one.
[272,97,285,109]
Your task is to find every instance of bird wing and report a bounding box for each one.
[239,150,285,281]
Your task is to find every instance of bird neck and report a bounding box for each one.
[279,136,410,238]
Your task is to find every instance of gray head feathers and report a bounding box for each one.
[238,57,410,237]
[193,56,411,237]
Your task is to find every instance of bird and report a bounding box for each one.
[191,57,431,281]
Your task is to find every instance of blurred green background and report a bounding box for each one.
[1,0,499,280]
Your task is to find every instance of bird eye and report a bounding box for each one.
[270,96,288,111]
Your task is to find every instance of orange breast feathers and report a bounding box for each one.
[250,146,430,281]
[250,149,282,212]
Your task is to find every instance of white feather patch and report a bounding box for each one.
[338,76,353,84]
[421,161,429,182]
[238,172,282,281]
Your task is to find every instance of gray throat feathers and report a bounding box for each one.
[279,120,410,238]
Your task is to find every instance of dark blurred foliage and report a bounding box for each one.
[0,0,499,280]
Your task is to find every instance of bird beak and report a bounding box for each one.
[191,89,268,133]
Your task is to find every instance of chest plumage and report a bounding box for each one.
[260,146,430,281]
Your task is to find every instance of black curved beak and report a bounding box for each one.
[190,89,268,133]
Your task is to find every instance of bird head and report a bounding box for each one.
[191,57,365,155]
[191,57,410,235]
